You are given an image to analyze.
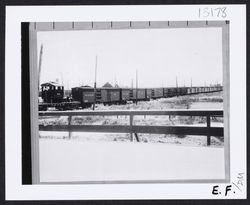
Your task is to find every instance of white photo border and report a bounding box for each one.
[5,5,246,200]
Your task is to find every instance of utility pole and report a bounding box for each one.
[60,72,64,86]
[38,44,43,91]
[60,72,64,96]
[176,76,178,97]
[67,80,69,91]
[114,75,117,86]
[191,78,192,88]
[136,69,138,105]
[93,55,98,110]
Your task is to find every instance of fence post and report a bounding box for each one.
[134,133,140,142]
[206,115,211,146]
[130,114,133,141]
[68,115,72,139]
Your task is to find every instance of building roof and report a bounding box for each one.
[102,82,113,88]
[41,81,63,87]
[72,85,93,90]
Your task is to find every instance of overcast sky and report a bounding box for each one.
[37,27,222,89]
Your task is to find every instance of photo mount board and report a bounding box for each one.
[27,21,230,184]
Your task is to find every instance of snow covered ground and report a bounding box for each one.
[39,139,225,182]
[39,92,225,183]
[39,92,224,146]
[39,130,223,147]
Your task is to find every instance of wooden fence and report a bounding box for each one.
[39,110,223,146]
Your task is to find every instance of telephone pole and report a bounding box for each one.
[38,44,43,91]
[93,55,98,110]
[60,72,64,86]
[176,76,178,97]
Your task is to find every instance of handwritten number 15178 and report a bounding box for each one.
[199,7,227,18]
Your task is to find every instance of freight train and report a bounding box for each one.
[39,81,223,111]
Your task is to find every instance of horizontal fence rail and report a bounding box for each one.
[39,109,224,146]
[39,109,223,116]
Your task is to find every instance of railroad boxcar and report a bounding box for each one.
[191,87,197,94]
[163,88,170,97]
[146,88,152,99]
[109,88,120,102]
[99,88,121,105]
[131,88,146,101]
[187,87,192,95]
[176,88,183,96]
[179,87,188,96]
[71,86,95,108]
[165,87,178,97]
[120,88,131,103]
[152,88,164,99]
[99,89,108,103]
[163,88,169,97]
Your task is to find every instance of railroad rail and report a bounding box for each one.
[39,109,224,146]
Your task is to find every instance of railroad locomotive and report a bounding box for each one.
[39,81,223,111]
[39,82,80,111]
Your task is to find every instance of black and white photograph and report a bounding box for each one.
[4,5,246,200]
[29,21,229,184]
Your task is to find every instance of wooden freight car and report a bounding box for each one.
[187,87,192,94]
[131,88,146,101]
[120,88,131,103]
[71,86,95,108]
[146,88,152,99]
[152,88,164,99]
[163,87,177,97]
[99,88,120,105]
[179,87,188,96]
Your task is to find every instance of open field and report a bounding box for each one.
[39,91,224,147]
[40,139,225,182]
